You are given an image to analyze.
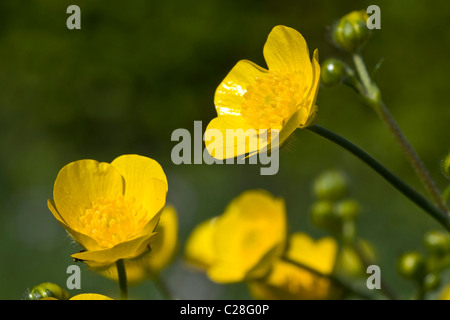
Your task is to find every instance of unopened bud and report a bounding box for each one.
[333,10,370,52]
[313,169,348,201]
[27,282,70,300]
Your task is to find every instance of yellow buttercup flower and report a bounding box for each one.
[48,154,168,267]
[42,294,114,300]
[185,190,286,283]
[206,25,320,159]
[95,204,179,284]
[248,233,340,300]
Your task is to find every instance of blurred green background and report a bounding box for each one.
[0,0,449,300]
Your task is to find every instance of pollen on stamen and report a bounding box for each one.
[78,195,150,249]
[241,71,307,129]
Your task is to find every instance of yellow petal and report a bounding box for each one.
[47,199,101,251]
[208,190,286,283]
[111,154,168,217]
[185,217,218,270]
[278,107,308,145]
[214,60,267,116]
[71,233,157,266]
[91,205,179,284]
[53,159,124,232]
[248,259,335,300]
[144,204,179,272]
[303,49,321,112]
[248,233,339,300]
[70,294,113,300]
[205,116,273,160]
[287,232,337,274]
[263,25,312,78]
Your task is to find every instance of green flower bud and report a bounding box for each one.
[397,252,427,280]
[320,59,347,87]
[335,240,376,278]
[313,169,348,201]
[334,199,360,220]
[333,10,370,52]
[27,282,70,300]
[423,230,450,257]
[309,200,341,232]
[423,273,441,292]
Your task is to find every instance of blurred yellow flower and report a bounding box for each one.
[48,154,168,267]
[95,204,179,284]
[43,294,113,300]
[248,233,339,300]
[205,25,320,159]
[70,293,114,300]
[185,190,286,283]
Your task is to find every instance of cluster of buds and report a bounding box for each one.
[397,230,450,296]
[310,170,360,239]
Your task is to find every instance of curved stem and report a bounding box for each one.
[305,125,450,231]
[116,259,128,300]
[281,256,375,300]
[352,52,448,215]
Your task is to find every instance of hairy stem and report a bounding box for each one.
[352,52,448,215]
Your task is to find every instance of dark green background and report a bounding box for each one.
[0,0,448,299]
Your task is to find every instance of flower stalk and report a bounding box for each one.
[305,125,450,231]
[116,259,128,300]
[352,51,448,215]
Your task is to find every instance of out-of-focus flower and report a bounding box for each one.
[95,204,179,284]
[42,293,113,300]
[205,25,320,160]
[185,190,286,283]
[48,154,168,267]
[248,233,340,300]
[69,294,113,300]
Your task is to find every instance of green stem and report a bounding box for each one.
[351,239,397,300]
[152,274,173,300]
[306,125,450,231]
[352,52,448,215]
[281,256,375,300]
[116,259,128,300]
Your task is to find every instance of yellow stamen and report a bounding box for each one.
[78,196,149,249]
[241,71,307,129]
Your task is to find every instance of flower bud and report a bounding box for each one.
[423,272,441,292]
[334,199,360,221]
[333,10,370,52]
[320,59,347,87]
[313,169,348,201]
[27,282,70,300]
[310,201,334,225]
[423,230,450,257]
[397,252,427,280]
[335,240,375,277]
[309,200,341,233]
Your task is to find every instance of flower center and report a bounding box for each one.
[241,71,307,129]
[78,196,149,249]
